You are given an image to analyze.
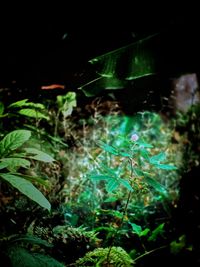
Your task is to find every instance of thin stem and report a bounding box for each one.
[134,245,167,262]
[106,157,134,265]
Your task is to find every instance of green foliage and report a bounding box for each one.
[0,234,64,267]
[24,148,55,162]
[148,223,165,241]
[0,129,54,211]
[18,109,49,120]
[56,91,77,118]
[90,134,177,195]
[0,130,31,156]
[170,235,186,254]
[1,173,51,211]
[52,225,100,246]
[7,99,49,120]
[8,248,64,267]
[79,34,157,96]
[75,246,134,266]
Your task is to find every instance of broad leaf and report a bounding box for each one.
[7,247,64,267]
[0,173,51,211]
[8,99,45,109]
[144,176,167,195]
[0,158,30,171]
[8,99,29,108]
[129,222,142,235]
[96,141,119,155]
[18,109,49,120]
[10,235,53,248]
[120,178,134,191]
[24,148,54,162]
[0,130,31,156]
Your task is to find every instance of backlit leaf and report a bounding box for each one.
[18,109,49,120]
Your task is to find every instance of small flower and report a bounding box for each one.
[131,133,139,142]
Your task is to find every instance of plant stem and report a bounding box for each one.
[134,245,167,262]
[106,158,134,265]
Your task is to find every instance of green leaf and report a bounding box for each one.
[99,163,117,177]
[8,99,29,108]
[9,235,52,248]
[24,148,55,162]
[154,163,177,170]
[89,34,156,80]
[170,235,186,254]
[8,99,45,110]
[106,178,120,193]
[120,178,134,191]
[144,176,167,195]
[104,196,119,203]
[57,91,77,117]
[18,109,49,120]
[118,150,131,157]
[140,149,150,160]
[140,228,150,237]
[8,247,64,267]
[96,140,119,155]
[18,174,51,188]
[0,158,30,171]
[0,130,31,156]
[133,168,144,177]
[135,140,154,148]
[129,222,142,235]
[148,223,165,241]
[0,101,4,115]
[149,152,166,164]
[0,173,51,211]
[90,174,112,181]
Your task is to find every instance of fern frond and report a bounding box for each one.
[75,246,134,266]
[52,225,101,246]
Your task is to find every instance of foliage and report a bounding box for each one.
[89,134,177,195]
[75,246,134,266]
[0,234,64,267]
[1,99,49,120]
[52,225,100,246]
[79,34,158,96]
[0,129,54,210]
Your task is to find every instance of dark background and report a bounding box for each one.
[0,4,199,89]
